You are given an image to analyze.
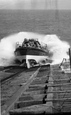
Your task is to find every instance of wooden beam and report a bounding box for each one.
[29,82,71,88]
[46,97,71,102]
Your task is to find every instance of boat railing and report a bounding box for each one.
[23,45,41,50]
[16,40,48,51]
[22,40,41,49]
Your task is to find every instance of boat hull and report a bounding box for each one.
[15,47,49,56]
[15,47,51,68]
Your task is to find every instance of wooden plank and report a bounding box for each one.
[46,97,71,101]
[29,82,71,88]
[51,78,71,82]
[47,90,71,93]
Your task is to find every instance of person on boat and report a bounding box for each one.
[22,38,28,47]
[29,39,35,48]
[36,41,41,49]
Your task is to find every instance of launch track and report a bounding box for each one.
[1,64,71,115]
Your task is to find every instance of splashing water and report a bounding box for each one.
[0,32,70,66]
[43,35,70,65]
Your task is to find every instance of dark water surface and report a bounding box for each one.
[0,10,71,45]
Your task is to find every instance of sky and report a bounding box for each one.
[0,0,71,10]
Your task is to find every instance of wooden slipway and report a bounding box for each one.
[1,64,71,115]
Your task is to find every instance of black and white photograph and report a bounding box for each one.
[0,0,71,115]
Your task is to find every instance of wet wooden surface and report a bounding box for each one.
[1,65,71,115]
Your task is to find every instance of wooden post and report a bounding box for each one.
[69,48,71,69]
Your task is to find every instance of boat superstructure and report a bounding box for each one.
[14,38,52,68]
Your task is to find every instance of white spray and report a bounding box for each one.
[0,32,70,66]
[42,35,70,65]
